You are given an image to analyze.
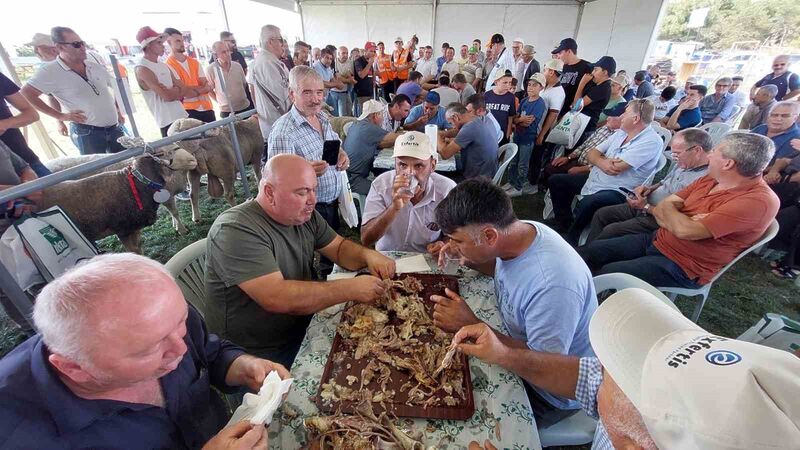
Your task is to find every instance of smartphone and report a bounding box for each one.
[322,140,340,166]
[619,187,637,199]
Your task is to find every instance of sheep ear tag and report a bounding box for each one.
[153,189,171,203]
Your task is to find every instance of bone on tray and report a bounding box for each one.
[315,273,474,421]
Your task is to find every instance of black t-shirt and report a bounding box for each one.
[581,79,612,129]
[354,56,374,97]
[559,59,591,116]
[484,91,517,135]
[0,73,39,165]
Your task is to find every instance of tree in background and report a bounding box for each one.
[659,0,800,51]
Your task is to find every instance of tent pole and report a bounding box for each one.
[430,0,437,47]
[219,0,231,31]
[573,1,585,38]
[297,1,307,41]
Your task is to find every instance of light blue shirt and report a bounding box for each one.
[405,104,452,129]
[581,127,662,196]
[312,60,334,82]
[494,221,597,410]
[699,92,736,123]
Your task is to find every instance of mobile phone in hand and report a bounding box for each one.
[619,187,637,199]
[322,140,341,166]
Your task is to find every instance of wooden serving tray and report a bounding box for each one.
[315,273,475,420]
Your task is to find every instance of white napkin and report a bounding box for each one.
[395,254,432,274]
[227,371,294,426]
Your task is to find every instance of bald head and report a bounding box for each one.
[258,154,319,226]
[261,153,315,184]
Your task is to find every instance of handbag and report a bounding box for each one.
[337,171,359,228]
[13,206,99,282]
[545,111,590,149]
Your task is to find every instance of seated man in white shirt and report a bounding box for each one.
[361,132,456,251]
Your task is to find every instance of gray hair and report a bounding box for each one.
[718,132,775,177]
[211,41,227,54]
[259,24,281,50]
[50,26,76,44]
[626,98,655,124]
[676,128,713,153]
[771,100,800,116]
[757,84,779,99]
[289,65,323,93]
[33,253,175,364]
[716,77,733,86]
[445,102,468,118]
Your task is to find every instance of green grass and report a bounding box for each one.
[1,180,798,360]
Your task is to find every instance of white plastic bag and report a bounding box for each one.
[227,371,294,426]
[13,206,99,282]
[0,227,45,291]
[545,111,590,149]
[337,171,359,228]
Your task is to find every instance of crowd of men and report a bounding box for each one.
[0,24,800,450]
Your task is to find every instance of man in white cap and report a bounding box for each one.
[133,26,191,137]
[458,288,800,449]
[537,59,566,146]
[27,32,63,137]
[511,37,525,66]
[21,27,127,154]
[343,99,401,195]
[361,131,455,251]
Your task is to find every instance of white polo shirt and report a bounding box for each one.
[362,170,456,253]
[27,56,118,127]
[415,57,438,81]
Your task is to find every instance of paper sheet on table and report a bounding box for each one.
[227,371,293,426]
[327,271,357,280]
[395,254,432,273]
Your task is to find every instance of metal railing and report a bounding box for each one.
[0,58,260,330]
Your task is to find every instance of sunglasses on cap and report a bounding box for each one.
[58,40,86,49]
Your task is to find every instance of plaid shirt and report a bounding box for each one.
[267,106,342,203]
[573,126,616,166]
[576,357,613,450]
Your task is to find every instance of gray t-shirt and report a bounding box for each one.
[0,140,27,186]
[454,116,499,179]
[205,200,337,363]
[648,164,709,205]
[343,119,389,195]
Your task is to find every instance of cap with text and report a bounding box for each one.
[392,131,435,160]
[591,288,800,449]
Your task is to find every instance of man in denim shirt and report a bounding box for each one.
[460,288,800,450]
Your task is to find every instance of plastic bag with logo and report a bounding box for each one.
[545,111,590,149]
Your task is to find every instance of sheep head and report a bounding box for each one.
[149,148,198,171]
[167,118,222,153]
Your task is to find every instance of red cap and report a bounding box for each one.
[363,41,377,51]
[136,26,165,47]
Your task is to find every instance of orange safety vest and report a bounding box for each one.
[165,55,213,111]
[376,53,395,85]
[393,48,410,80]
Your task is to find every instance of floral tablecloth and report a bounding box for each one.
[267,252,541,449]
[373,149,458,172]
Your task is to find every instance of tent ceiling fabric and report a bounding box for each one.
[246,0,297,13]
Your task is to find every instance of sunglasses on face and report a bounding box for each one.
[59,41,85,49]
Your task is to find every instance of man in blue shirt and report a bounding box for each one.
[456,288,800,450]
[549,98,663,244]
[0,253,290,449]
[427,179,597,429]
[698,77,737,124]
[440,103,499,179]
[752,55,800,101]
[403,91,452,131]
[659,84,706,131]
[752,100,800,163]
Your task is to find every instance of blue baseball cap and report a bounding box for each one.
[592,56,617,75]
[425,91,441,105]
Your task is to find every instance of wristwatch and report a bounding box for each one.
[642,204,651,215]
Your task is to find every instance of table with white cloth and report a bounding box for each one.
[267,252,541,449]
[373,149,458,172]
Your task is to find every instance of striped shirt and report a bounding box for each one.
[576,357,613,450]
[268,106,342,203]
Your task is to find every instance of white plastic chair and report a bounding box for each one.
[342,121,355,138]
[698,122,732,146]
[651,123,673,150]
[165,239,208,318]
[643,151,668,186]
[593,273,677,310]
[726,105,743,125]
[658,219,779,322]
[492,143,518,185]
[538,411,597,447]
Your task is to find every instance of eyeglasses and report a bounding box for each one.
[58,40,86,49]
[769,112,796,119]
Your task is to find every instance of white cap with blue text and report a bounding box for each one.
[590,288,800,449]
[392,131,434,160]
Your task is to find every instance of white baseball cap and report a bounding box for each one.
[513,37,525,44]
[357,99,386,121]
[392,131,434,160]
[591,289,800,449]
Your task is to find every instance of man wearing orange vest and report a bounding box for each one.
[392,36,413,94]
[375,41,395,102]
[164,28,216,123]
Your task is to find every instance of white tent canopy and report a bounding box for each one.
[265,0,667,74]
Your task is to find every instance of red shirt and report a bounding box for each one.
[654,175,779,284]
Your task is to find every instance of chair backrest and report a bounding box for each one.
[643,151,668,185]
[726,105,743,125]
[651,123,673,150]
[593,273,677,310]
[707,219,779,284]
[698,122,732,146]
[342,121,355,138]
[164,238,209,318]
[492,143,518,185]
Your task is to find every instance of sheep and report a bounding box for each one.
[44,143,192,179]
[38,151,197,254]
[168,116,263,223]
